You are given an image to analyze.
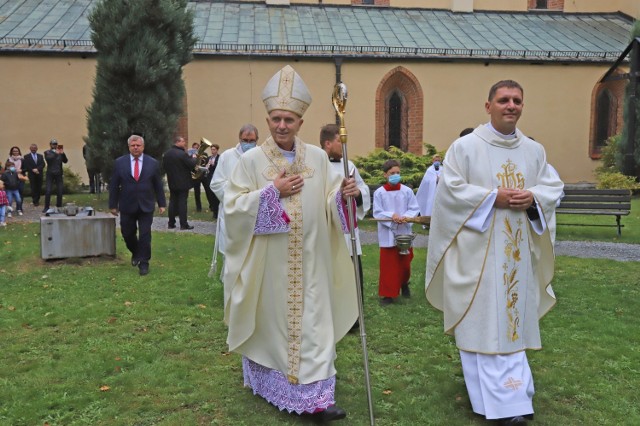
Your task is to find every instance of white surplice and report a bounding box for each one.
[415,163,441,217]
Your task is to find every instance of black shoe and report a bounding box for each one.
[168,223,176,229]
[138,263,149,276]
[131,256,140,267]
[380,297,393,306]
[42,208,49,213]
[499,416,529,425]
[401,283,411,298]
[180,224,194,230]
[318,405,346,422]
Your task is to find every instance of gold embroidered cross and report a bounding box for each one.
[503,377,523,390]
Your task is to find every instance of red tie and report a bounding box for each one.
[134,158,140,181]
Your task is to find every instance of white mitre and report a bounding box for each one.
[261,65,312,117]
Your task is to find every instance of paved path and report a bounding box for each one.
[148,217,640,262]
[15,204,639,262]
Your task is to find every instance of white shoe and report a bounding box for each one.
[7,212,11,218]
[7,206,12,212]
[18,210,23,216]
[0,222,6,227]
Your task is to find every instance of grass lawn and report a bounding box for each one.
[1,217,639,425]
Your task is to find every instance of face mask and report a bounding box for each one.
[433,161,441,171]
[388,174,401,185]
[240,142,257,152]
[9,167,16,172]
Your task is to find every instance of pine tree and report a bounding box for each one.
[85,0,197,179]
[618,21,640,178]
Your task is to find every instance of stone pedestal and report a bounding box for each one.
[40,212,116,260]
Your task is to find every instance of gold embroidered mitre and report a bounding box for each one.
[261,65,312,117]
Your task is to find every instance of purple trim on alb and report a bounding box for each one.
[336,191,349,233]
[255,184,290,235]
[242,357,336,414]
[336,191,358,233]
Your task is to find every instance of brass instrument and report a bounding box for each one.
[191,137,212,180]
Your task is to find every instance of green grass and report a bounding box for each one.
[1,219,639,425]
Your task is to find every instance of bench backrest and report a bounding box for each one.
[558,189,631,212]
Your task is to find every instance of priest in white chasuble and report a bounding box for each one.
[222,65,359,422]
[426,80,564,425]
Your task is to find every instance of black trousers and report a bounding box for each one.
[192,179,203,211]
[87,168,99,193]
[203,176,219,217]
[120,209,153,265]
[168,189,189,227]
[44,173,64,208]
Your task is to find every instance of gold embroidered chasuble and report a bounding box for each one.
[222,136,358,384]
[425,125,564,354]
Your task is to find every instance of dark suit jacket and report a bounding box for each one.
[162,145,197,191]
[109,154,166,214]
[204,154,219,184]
[44,149,68,175]
[22,152,45,176]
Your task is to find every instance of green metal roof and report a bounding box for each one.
[0,0,634,62]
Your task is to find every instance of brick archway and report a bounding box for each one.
[588,70,625,159]
[375,66,423,154]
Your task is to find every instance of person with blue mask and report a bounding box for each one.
[416,154,443,219]
[373,159,420,306]
[208,123,259,276]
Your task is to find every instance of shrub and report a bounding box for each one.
[595,135,620,175]
[595,171,640,190]
[352,144,444,188]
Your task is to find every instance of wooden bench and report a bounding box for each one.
[556,188,632,236]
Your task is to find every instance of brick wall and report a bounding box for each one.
[528,0,564,10]
[176,93,189,142]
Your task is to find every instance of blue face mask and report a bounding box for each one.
[433,161,441,171]
[240,142,257,152]
[388,174,401,185]
[9,167,16,172]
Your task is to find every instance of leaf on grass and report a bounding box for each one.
[41,275,48,279]
[8,306,16,311]
[99,385,111,392]
[382,390,392,395]
[107,317,117,324]
[455,395,463,401]
[115,357,122,361]
[197,304,207,309]
[124,301,132,307]
[221,351,231,356]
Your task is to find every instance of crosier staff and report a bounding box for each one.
[332,82,375,426]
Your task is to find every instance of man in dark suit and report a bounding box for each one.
[109,135,167,276]
[21,143,45,206]
[162,136,197,230]
[43,139,68,212]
